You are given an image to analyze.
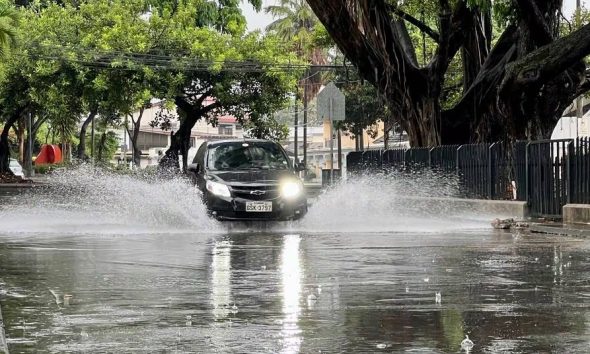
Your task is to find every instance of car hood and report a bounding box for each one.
[208,169,295,186]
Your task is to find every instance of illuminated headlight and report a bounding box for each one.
[206,180,231,198]
[281,181,302,199]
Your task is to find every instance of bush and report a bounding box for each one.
[33,162,72,174]
[34,165,51,174]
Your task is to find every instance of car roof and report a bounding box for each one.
[207,139,278,147]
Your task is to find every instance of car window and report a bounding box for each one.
[193,142,207,164]
[207,142,290,170]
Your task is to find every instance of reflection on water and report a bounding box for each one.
[280,235,302,354]
[211,240,232,319]
[1,231,590,352]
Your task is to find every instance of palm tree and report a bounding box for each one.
[265,0,316,51]
[0,1,19,56]
[265,0,326,165]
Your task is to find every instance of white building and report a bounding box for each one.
[116,100,244,168]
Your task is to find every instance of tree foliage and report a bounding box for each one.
[0,0,19,56]
[307,0,590,146]
[0,0,300,174]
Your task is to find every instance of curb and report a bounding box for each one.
[0,300,8,354]
[530,223,590,238]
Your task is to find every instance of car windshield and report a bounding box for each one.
[207,142,290,170]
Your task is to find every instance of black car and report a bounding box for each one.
[188,139,307,221]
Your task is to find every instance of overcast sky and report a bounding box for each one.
[241,0,275,33]
[241,0,588,33]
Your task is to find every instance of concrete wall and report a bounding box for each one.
[563,204,590,224]
[403,197,530,218]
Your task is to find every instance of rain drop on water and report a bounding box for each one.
[230,304,238,315]
[461,335,474,352]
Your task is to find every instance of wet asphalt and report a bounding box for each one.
[1,227,590,353]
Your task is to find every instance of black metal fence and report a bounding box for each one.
[572,137,590,204]
[346,138,590,217]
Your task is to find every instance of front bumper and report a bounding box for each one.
[205,193,307,221]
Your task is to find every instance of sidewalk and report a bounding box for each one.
[0,300,8,354]
[530,222,590,237]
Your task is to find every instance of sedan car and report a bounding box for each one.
[9,158,25,178]
[188,139,307,221]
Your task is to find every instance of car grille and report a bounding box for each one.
[230,185,280,200]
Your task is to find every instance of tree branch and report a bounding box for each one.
[392,19,418,67]
[305,0,392,88]
[174,96,196,116]
[386,5,440,42]
[506,22,590,90]
[576,71,590,97]
[445,25,519,118]
[514,0,552,46]
[32,114,49,135]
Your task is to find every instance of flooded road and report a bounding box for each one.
[2,170,590,353]
[1,229,590,353]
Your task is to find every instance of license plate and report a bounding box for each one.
[245,201,272,212]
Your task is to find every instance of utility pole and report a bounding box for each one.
[329,97,334,185]
[26,111,34,177]
[91,114,95,164]
[123,115,128,167]
[337,128,342,173]
[576,0,583,140]
[294,97,299,163]
[303,82,308,178]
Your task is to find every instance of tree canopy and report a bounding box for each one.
[306,0,590,146]
[0,0,302,174]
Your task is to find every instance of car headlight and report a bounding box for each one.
[206,180,231,198]
[281,181,302,199]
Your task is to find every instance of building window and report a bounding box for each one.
[218,125,233,136]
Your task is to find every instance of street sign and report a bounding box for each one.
[317,82,345,121]
[316,82,346,185]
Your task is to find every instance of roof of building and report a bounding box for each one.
[207,138,277,147]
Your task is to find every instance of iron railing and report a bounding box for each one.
[526,139,573,218]
[345,139,590,217]
[572,137,590,204]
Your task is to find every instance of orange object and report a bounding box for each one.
[35,144,63,165]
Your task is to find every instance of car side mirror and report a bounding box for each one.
[295,162,305,172]
[187,163,199,173]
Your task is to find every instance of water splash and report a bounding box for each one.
[0,166,220,235]
[299,172,492,233]
[1,168,495,236]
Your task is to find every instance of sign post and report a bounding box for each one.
[317,82,345,185]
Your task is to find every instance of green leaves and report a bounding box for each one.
[0,0,19,56]
[0,0,303,161]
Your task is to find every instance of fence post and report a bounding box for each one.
[567,141,573,205]
[456,145,463,176]
[525,142,530,206]
[428,147,434,168]
[488,143,496,199]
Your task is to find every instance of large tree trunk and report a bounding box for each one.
[127,108,145,168]
[0,108,25,175]
[97,133,107,162]
[16,118,24,163]
[307,0,590,146]
[159,96,220,173]
[77,107,98,160]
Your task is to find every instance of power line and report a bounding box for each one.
[25,44,352,74]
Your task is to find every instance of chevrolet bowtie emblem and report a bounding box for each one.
[250,190,266,196]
